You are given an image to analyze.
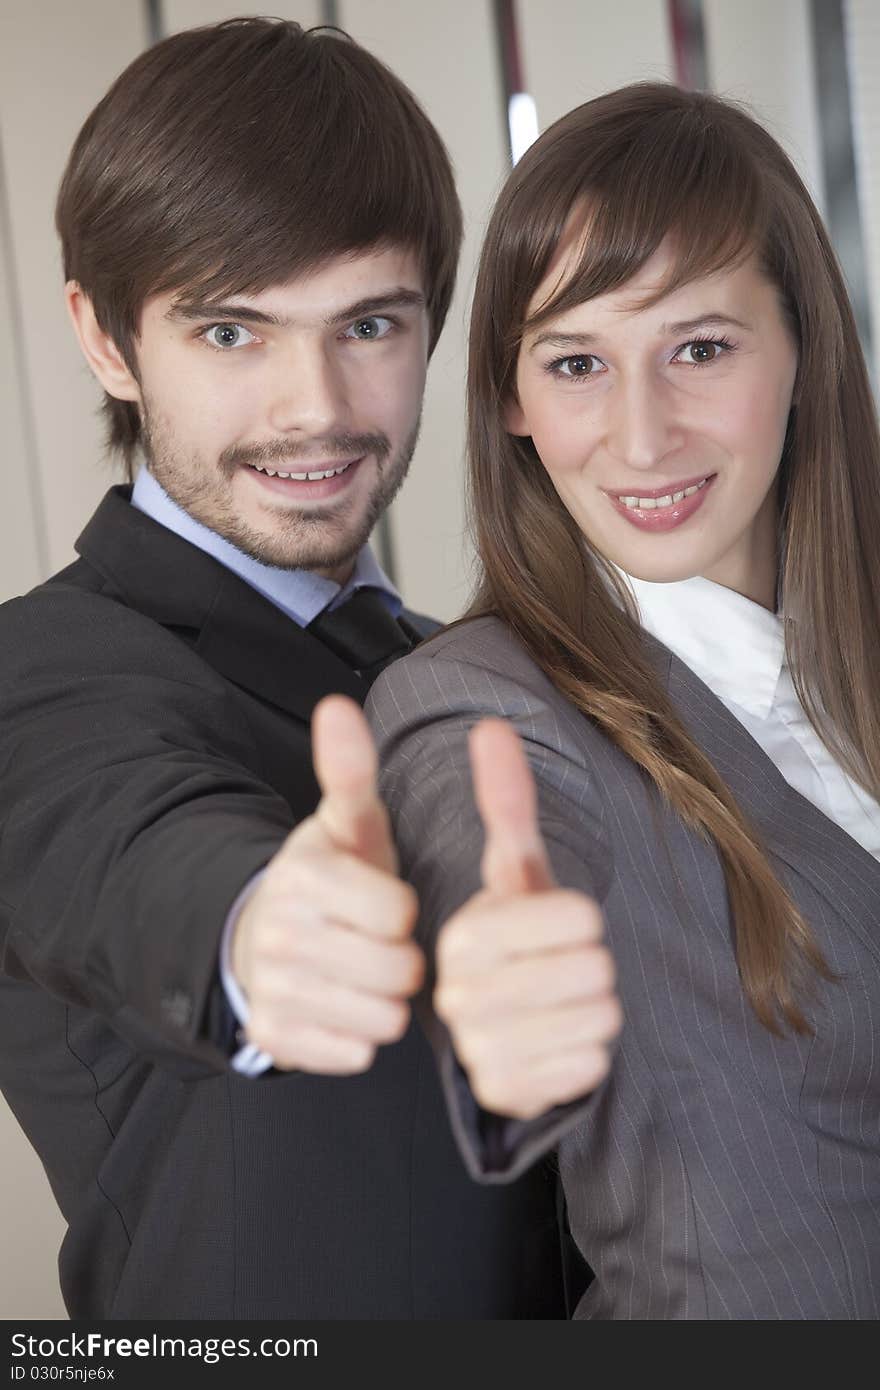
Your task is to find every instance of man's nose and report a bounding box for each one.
[604,372,684,472]
[266,341,350,437]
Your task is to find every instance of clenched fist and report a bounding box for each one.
[434,719,622,1120]
[232,695,424,1073]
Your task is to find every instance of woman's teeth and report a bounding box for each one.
[618,477,709,510]
[249,460,354,481]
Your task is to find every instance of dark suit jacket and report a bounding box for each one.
[0,488,569,1320]
[368,615,880,1319]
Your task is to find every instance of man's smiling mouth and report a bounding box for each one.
[247,459,358,482]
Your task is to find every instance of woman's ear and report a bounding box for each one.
[503,393,530,437]
[64,281,141,403]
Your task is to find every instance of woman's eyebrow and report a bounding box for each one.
[528,311,752,353]
[661,312,752,335]
[527,329,600,354]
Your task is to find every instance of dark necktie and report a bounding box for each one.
[307,587,416,682]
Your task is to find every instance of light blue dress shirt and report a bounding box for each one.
[131,466,402,1074]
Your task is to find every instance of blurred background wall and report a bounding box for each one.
[0,0,877,1320]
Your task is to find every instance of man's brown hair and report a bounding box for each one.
[56,16,462,478]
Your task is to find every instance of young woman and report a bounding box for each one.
[366,82,880,1318]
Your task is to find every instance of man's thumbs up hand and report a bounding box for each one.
[309,695,398,874]
[232,696,423,1072]
[434,720,621,1120]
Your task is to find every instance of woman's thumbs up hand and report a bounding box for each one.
[434,719,622,1119]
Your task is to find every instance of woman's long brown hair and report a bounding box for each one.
[467,83,880,1035]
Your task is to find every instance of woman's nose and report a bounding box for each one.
[604,373,684,472]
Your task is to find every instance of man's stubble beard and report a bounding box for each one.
[139,403,421,572]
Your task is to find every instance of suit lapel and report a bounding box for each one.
[76,486,369,721]
[662,644,880,958]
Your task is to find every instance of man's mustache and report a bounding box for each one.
[221,434,391,473]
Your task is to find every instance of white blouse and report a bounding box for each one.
[623,572,880,861]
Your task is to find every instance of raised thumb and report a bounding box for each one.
[311,694,397,873]
[469,718,555,896]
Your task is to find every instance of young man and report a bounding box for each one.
[0,19,567,1320]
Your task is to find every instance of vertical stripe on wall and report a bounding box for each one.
[845,0,880,385]
[810,0,874,376]
[146,0,164,44]
[0,135,48,591]
[667,0,708,89]
[493,0,539,165]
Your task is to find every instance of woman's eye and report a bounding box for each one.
[345,316,394,341]
[675,339,728,365]
[203,323,257,350]
[551,353,602,378]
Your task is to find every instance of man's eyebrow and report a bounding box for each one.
[165,287,426,328]
[325,288,426,326]
[166,302,283,326]
[527,312,752,354]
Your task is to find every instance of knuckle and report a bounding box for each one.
[557,889,600,932]
[578,1043,613,1089]
[433,982,456,1024]
[247,1020,287,1062]
[278,848,331,898]
[271,1043,305,1072]
[393,881,419,925]
[445,1021,475,1066]
[471,1072,507,1114]
[347,1039,377,1073]
[382,1000,411,1041]
[366,999,407,1043]
[437,914,472,965]
[434,980,473,1027]
[576,893,603,934]
[582,995,622,1043]
[251,958,305,1005]
[472,1069,532,1120]
[398,942,425,994]
[601,994,625,1038]
[589,944,617,991]
[456,1025,494,1069]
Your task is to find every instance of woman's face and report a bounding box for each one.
[508,237,799,607]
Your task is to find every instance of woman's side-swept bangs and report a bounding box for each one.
[509,90,769,354]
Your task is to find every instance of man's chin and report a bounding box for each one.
[224,514,370,575]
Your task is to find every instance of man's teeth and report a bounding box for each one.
[249,460,354,481]
[618,477,709,510]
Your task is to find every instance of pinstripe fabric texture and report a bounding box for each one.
[366,615,880,1320]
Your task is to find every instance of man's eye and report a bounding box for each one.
[203,323,257,350]
[346,316,393,341]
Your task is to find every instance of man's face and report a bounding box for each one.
[132,247,429,581]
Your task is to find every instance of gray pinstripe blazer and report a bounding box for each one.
[366,615,880,1319]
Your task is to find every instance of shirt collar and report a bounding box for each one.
[617,568,785,719]
[131,464,402,628]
